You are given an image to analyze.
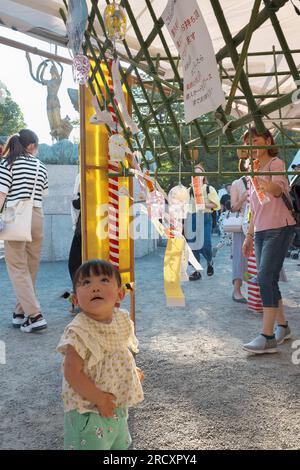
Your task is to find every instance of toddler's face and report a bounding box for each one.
[74,273,124,322]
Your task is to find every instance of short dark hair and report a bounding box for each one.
[225,199,231,211]
[73,259,122,291]
[242,126,278,157]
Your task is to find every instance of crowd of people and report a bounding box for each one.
[0,126,298,449]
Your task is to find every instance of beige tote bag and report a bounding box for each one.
[0,161,40,242]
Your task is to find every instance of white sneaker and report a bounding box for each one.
[20,314,47,333]
[243,334,278,354]
[275,323,292,345]
[12,312,26,328]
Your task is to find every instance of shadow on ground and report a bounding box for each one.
[1,240,300,449]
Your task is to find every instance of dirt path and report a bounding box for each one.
[1,242,300,449]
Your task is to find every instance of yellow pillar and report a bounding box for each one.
[79,64,134,313]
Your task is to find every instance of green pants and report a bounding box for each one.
[64,408,131,450]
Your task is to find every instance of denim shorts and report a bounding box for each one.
[255,225,294,307]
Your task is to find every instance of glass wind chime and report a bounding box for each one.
[102,2,139,160]
[66,0,90,85]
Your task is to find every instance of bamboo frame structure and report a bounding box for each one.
[59,0,300,179]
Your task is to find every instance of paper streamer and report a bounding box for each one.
[192,175,205,211]
[90,96,122,131]
[127,153,147,196]
[112,58,140,135]
[144,209,202,272]
[66,0,88,56]
[164,238,185,307]
[251,160,270,205]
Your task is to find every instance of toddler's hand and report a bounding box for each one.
[96,392,117,418]
[136,367,145,383]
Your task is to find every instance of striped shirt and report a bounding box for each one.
[0,155,48,208]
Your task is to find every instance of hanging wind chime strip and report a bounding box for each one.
[66,0,90,84]
[107,60,121,268]
[67,0,88,55]
[127,153,147,197]
[90,95,121,130]
[164,238,185,307]
[111,58,140,134]
[130,167,203,273]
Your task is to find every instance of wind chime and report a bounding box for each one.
[86,1,201,306]
[66,0,90,85]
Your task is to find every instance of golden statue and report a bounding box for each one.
[25,53,73,141]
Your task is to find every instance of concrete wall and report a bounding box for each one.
[41,165,157,261]
[41,165,78,262]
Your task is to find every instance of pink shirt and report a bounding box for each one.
[250,157,295,232]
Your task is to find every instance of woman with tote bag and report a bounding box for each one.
[0,129,48,332]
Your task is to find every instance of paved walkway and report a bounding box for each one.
[1,239,300,449]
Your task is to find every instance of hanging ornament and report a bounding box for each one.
[146,190,165,220]
[66,1,90,85]
[72,53,90,85]
[104,1,127,41]
[167,184,189,235]
[108,133,131,161]
[111,58,139,134]
[168,184,189,220]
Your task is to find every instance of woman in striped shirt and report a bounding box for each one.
[0,129,48,332]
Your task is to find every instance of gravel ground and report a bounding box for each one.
[1,240,300,450]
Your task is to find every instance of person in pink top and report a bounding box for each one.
[241,127,295,354]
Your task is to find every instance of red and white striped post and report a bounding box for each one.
[246,177,263,313]
[107,60,120,268]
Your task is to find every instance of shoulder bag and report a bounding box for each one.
[223,211,243,233]
[223,177,248,233]
[0,161,40,242]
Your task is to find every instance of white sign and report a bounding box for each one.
[162,0,225,123]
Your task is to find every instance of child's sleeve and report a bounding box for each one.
[56,328,88,360]
[128,319,140,355]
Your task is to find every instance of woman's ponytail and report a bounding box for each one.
[2,129,39,166]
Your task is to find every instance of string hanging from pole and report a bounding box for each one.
[179,124,182,185]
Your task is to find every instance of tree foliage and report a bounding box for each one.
[0,89,26,137]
